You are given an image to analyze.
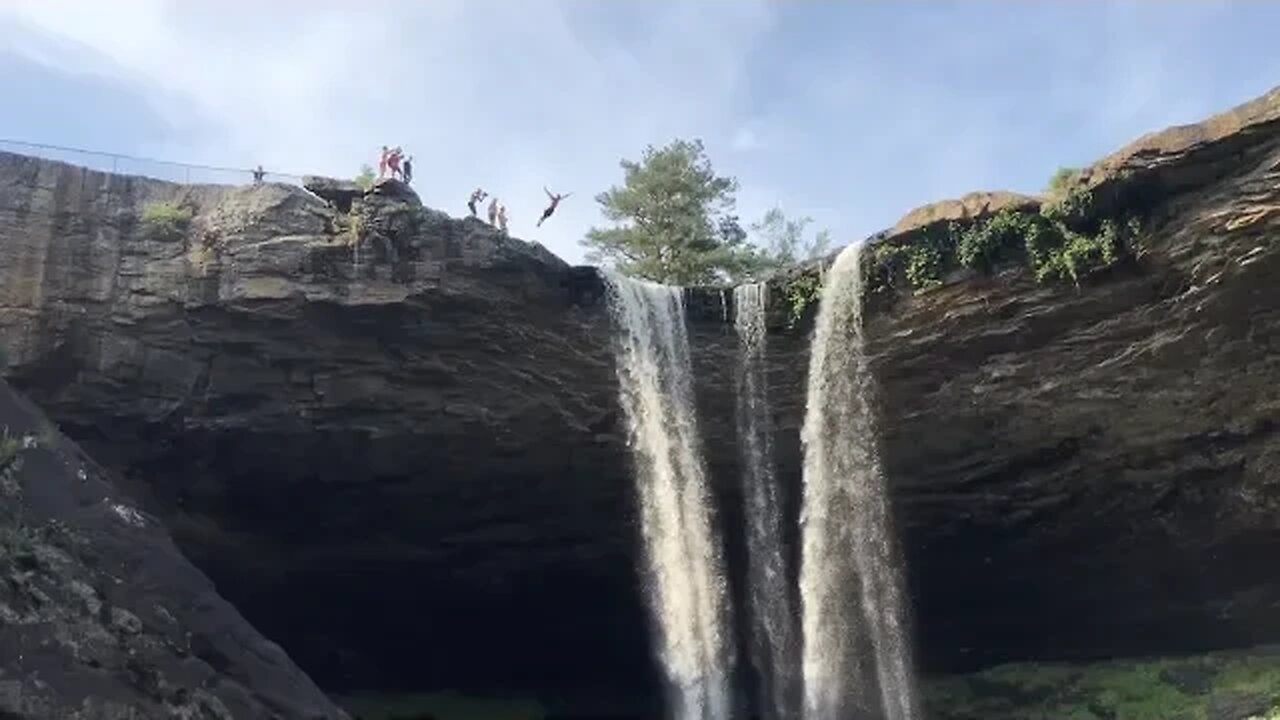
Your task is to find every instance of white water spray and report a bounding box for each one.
[602,271,735,720]
[733,283,800,720]
[799,246,919,720]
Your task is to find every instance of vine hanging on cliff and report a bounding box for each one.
[864,186,1144,300]
[783,272,823,328]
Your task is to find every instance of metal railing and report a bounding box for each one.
[0,138,309,187]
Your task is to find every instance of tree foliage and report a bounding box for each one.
[582,139,765,285]
[1046,166,1081,196]
[354,164,375,191]
[747,207,833,276]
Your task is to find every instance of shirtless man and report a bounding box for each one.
[487,196,499,225]
[387,147,403,180]
[497,203,509,233]
[537,187,571,227]
[467,188,487,217]
[378,146,389,179]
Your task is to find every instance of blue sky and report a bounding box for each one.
[2,1,1279,265]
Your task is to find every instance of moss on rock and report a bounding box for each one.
[922,648,1280,720]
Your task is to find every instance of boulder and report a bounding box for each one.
[0,379,347,719]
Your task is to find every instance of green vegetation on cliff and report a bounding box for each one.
[1046,165,1083,196]
[354,164,376,191]
[139,200,194,241]
[864,185,1143,300]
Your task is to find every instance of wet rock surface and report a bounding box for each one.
[0,380,347,719]
[1,85,1280,706]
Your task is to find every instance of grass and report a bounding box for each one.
[139,200,194,241]
[922,650,1280,720]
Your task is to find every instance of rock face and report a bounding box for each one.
[0,379,347,719]
[2,84,1280,709]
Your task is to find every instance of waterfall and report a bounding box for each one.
[733,283,800,720]
[799,245,919,720]
[601,271,735,720]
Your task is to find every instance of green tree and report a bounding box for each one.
[748,207,833,275]
[353,164,375,191]
[582,139,765,285]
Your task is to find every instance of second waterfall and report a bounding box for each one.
[799,244,919,720]
[733,283,801,720]
[602,271,735,720]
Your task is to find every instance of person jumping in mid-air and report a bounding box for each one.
[468,188,487,217]
[497,203,509,233]
[487,196,499,225]
[537,187,571,227]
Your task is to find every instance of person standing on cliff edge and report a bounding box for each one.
[387,147,404,180]
[378,146,389,179]
[487,196,499,225]
[537,187,571,227]
[402,155,414,185]
[467,188,487,217]
[497,203,509,233]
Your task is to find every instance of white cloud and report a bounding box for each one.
[3,0,1279,268]
[0,0,777,263]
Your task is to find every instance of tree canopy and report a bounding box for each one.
[745,207,833,277]
[353,164,375,191]
[583,139,835,285]
[582,139,765,285]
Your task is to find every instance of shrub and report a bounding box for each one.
[353,165,376,192]
[1040,185,1095,230]
[863,187,1142,299]
[140,201,194,241]
[1046,166,1082,196]
[782,272,823,328]
[904,244,944,291]
[954,209,1034,273]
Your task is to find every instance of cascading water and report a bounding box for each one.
[799,245,919,720]
[733,283,801,720]
[602,271,735,720]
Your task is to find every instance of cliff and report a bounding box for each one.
[2,84,1280,708]
[0,379,347,718]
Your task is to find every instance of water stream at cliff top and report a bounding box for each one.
[799,245,919,720]
[602,271,735,720]
[733,283,801,720]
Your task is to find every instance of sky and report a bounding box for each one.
[2,1,1279,265]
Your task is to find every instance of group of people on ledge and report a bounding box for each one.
[377,146,414,184]
[463,186,572,235]
[468,188,508,232]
